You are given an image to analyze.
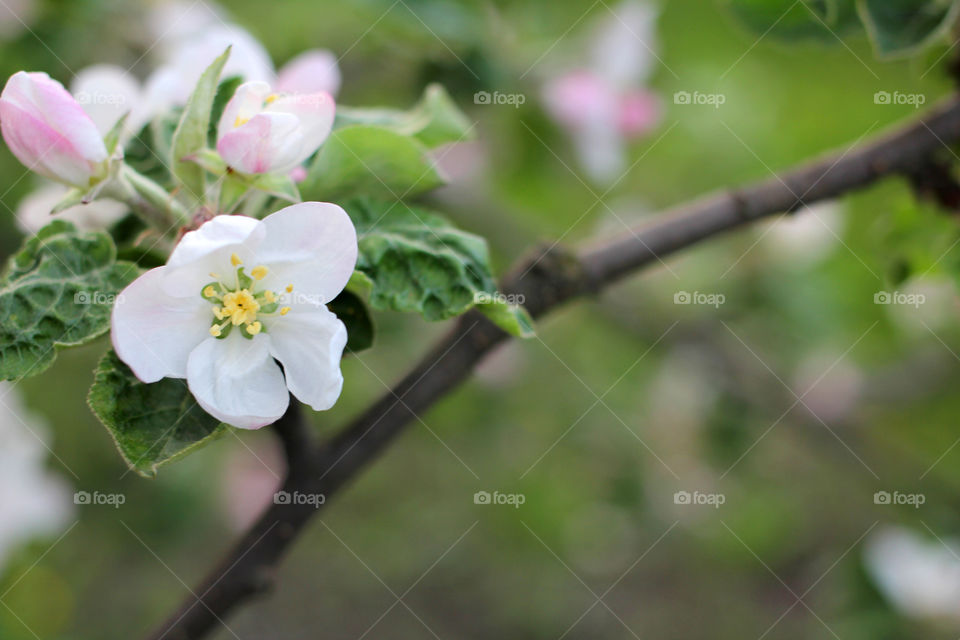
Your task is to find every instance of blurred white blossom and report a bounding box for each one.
[864,525,960,624]
[0,383,73,576]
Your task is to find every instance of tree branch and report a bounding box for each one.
[146,94,960,640]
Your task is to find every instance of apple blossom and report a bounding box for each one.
[0,71,110,188]
[541,0,662,182]
[216,81,335,174]
[0,382,74,576]
[111,202,357,428]
[275,50,342,97]
[15,183,127,234]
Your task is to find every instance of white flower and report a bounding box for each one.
[0,382,73,576]
[70,64,150,141]
[15,183,127,234]
[111,203,357,429]
[864,525,960,623]
[216,81,335,174]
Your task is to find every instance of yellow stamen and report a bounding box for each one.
[280,306,290,316]
[251,265,268,280]
[222,289,260,326]
[209,325,222,337]
[212,306,224,320]
[285,284,293,293]
[209,272,219,278]
[265,93,279,104]
[234,115,249,128]
[264,290,276,303]
[247,321,262,335]
[203,285,217,298]
[231,253,242,266]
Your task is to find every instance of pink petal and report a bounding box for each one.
[275,50,341,97]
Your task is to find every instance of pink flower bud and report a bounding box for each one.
[0,71,109,188]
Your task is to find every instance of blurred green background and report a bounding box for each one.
[3,0,960,638]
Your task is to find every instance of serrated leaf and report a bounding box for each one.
[89,350,226,477]
[344,199,532,331]
[171,47,230,204]
[858,0,960,57]
[328,289,375,353]
[0,221,141,380]
[301,125,444,201]
[208,75,243,147]
[335,84,474,148]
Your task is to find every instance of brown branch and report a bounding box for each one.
[145,94,960,640]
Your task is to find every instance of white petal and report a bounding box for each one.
[186,335,289,429]
[111,267,210,383]
[217,81,271,142]
[256,202,357,305]
[163,214,265,297]
[269,304,346,411]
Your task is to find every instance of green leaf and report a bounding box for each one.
[171,47,230,205]
[250,173,301,203]
[125,108,181,185]
[208,75,243,147]
[328,289,375,353]
[344,199,532,332]
[858,0,960,57]
[477,299,536,338]
[301,125,444,201]
[728,0,862,41]
[88,350,226,478]
[0,221,141,380]
[335,84,474,148]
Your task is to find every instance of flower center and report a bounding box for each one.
[201,253,291,340]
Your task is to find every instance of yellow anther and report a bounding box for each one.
[209,272,219,278]
[230,253,242,266]
[251,265,268,280]
[265,93,279,104]
[209,325,222,337]
[247,321,262,335]
[285,284,293,293]
[234,116,249,128]
[203,285,217,298]
[264,290,276,303]
[280,306,290,316]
